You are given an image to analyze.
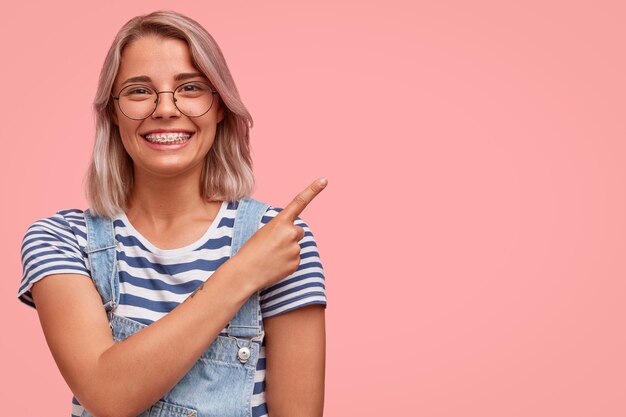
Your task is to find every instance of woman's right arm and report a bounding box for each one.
[30,178,326,417]
[31,258,255,417]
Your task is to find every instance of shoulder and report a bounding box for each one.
[246,200,309,228]
[257,199,327,318]
[22,209,88,254]
[19,209,91,309]
[21,209,87,262]
[26,208,86,227]
[234,197,317,238]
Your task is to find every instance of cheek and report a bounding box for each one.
[118,129,142,155]
[199,127,218,147]
[117,121,141,141]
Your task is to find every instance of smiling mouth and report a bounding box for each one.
[142,132,194,144]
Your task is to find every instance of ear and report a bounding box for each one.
[112,111,119,126]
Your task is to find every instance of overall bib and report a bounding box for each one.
[81,197,269,417]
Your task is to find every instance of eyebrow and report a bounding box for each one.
[120,72,208,86]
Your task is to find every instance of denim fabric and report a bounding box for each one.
[81,197,269,417]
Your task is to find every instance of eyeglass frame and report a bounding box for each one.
[110,81,219,120]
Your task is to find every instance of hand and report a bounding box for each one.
[232,177,328,292]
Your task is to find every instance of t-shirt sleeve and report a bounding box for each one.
[18,212,91,310]
[258,206,327,319]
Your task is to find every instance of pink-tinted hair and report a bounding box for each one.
[85,10,255,217]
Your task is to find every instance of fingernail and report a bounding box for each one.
[319,177,328,187]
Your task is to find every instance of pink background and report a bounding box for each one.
[1,0,625,415]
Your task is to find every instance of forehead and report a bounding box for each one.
[115,36,200,86]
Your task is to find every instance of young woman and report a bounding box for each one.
[18,10,328,417]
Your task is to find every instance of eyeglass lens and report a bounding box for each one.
[117,82,215,119]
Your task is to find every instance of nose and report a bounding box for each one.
[151,91,180,119]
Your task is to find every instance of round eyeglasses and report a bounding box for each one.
[111,81,218,120]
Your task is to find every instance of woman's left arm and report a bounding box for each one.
[264,304,326,417]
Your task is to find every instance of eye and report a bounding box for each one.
[127,87,151,95]
[176,82,211,99]
[181,83,201,92]
[179,82,212,92]
[120,84,154,97]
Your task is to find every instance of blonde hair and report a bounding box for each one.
[85,10,255,217]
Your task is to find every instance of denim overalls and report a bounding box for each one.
[81,197,269,417]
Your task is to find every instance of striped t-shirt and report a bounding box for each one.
[18,199,327,417]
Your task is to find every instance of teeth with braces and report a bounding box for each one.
[144,132,193,144]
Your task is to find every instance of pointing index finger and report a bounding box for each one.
[278,177,328,222]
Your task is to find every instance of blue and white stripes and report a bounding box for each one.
[18,199,326,417]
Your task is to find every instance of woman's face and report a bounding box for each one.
[111,36,224,179]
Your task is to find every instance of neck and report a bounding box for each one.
[125,164,216,227]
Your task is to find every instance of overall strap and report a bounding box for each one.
[84,209,120,317]
[227,196,270,339]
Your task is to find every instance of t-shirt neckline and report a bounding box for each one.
[116,201,228,256]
